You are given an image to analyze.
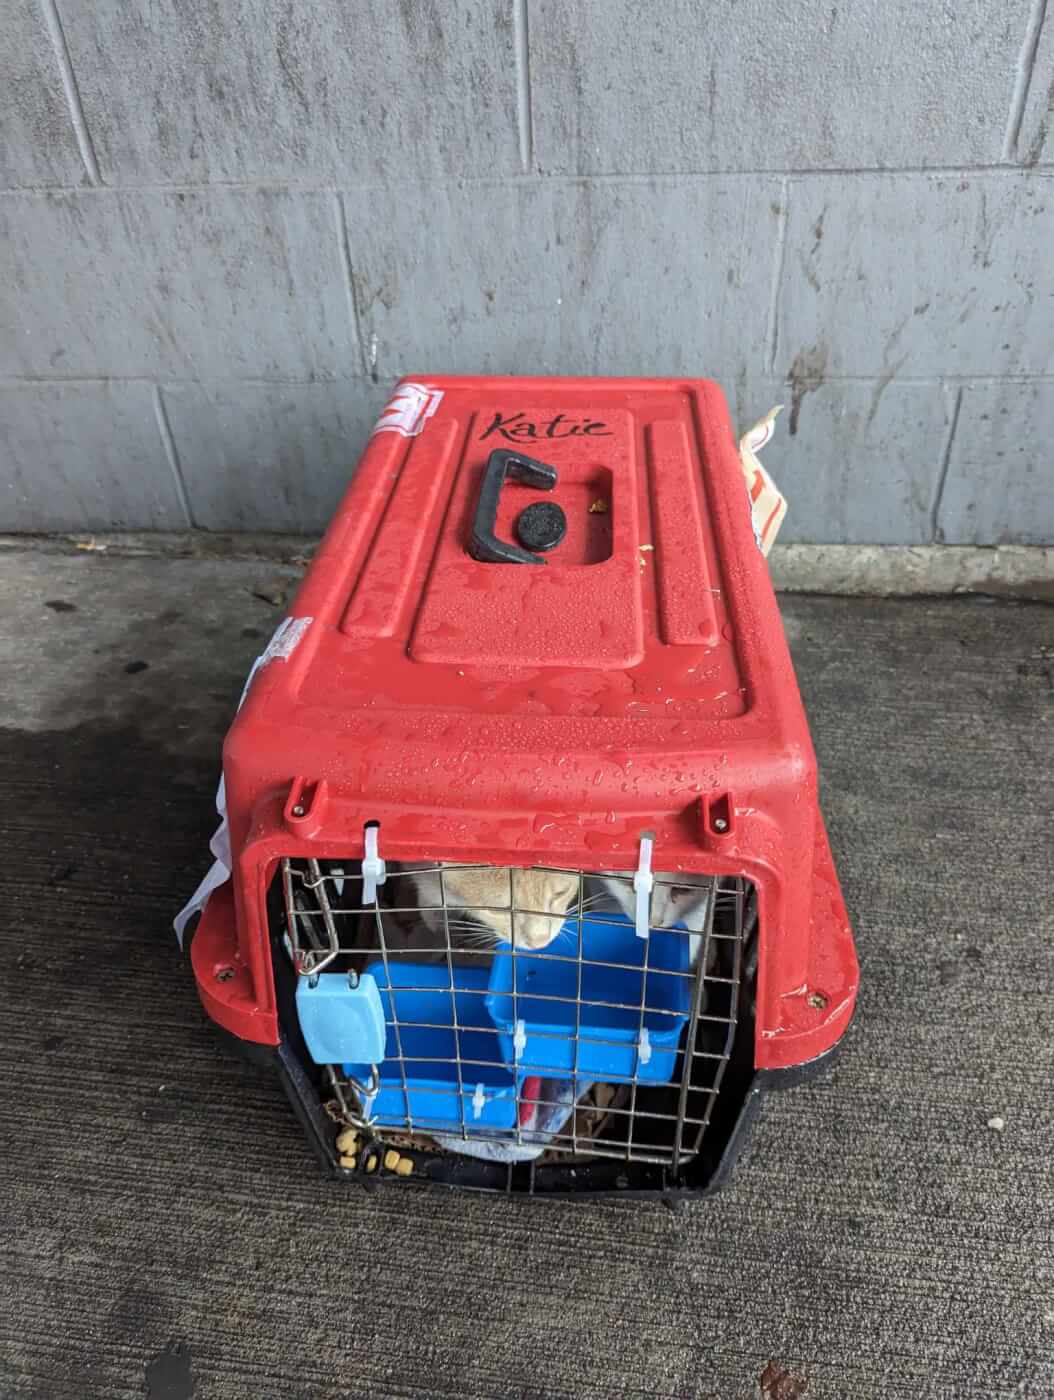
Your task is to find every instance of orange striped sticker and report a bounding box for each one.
[739,406,786,556]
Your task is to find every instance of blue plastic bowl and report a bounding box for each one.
[485,913,694,1083]
[345,963,517,1133]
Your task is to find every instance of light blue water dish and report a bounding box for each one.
[295,969,387,1066]
[344,963,518,1133]
[485,913,694,1083]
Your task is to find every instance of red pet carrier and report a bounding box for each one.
[184,375,858,1199]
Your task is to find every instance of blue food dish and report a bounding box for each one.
[345,962,518,1133]
[485,913,694,1082]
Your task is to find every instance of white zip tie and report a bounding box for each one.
[361,825,387,906]
[513,1018,527,1057]
[331,865,346,897]
[638,1027,652,1066]
[472,1083,486,1120]
[633,831,655,939]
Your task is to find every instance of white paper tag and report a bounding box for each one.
[739,405,787,556]
[173,616,312,945]
[371,381,443,438]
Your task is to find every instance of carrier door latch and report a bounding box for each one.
[634,830,655,940]
[361,822,386,905]
[469,448,565,565]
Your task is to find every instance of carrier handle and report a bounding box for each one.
[469,448,558,565]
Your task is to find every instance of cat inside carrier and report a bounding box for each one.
[180,374,858,1200]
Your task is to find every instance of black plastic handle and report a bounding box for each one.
[469,448,559,565]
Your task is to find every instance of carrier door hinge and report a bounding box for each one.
[283,777,329,837]
[699,792,736,845]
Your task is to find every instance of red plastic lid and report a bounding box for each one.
[291,378,760,735]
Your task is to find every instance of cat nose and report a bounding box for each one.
[515,915,560,949]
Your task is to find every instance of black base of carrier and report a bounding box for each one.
[214,1018,842,1203]
[196,894,847,1202]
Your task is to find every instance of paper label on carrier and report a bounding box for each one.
[371,381,444,438]
[738,405,787,556]
[172,617,312,945]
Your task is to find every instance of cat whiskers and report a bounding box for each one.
[441,919,503,949]
[577,889,623,911]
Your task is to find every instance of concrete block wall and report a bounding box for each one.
[1,0,1052,543]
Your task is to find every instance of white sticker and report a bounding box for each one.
[259,614,312,665]
[172,617,313,945]
[739,405,787,557]
[371,381,444,438]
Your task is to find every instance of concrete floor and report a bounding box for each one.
[0,545,1051,1400]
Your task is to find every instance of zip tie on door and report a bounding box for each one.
[634,830,655,939]
[361,822,387,906]
[472,1083,487,1120]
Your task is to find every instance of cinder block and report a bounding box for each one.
[162,379,392,531]
[778,174,1053,379]
[530,0,1029,173]
[0,190,357,378]
[342,177,782,381]
[58,0,519,183]
[1015,17,1054,167]
[0,0,86,186]
[939,381,1054,544]
[0,381,184,530]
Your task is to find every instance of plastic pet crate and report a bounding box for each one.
[183,374,859,1200]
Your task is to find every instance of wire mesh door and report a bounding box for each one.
[279,858,749,1173]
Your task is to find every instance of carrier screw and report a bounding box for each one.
[216,966,235,983]
[807,991,828,1009]
[713,817,728,832]
[292,805,305,817]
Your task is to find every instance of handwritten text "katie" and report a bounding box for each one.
[479,411,613,443]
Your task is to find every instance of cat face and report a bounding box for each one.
[438,865,580,950]
[597,872,713,932]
